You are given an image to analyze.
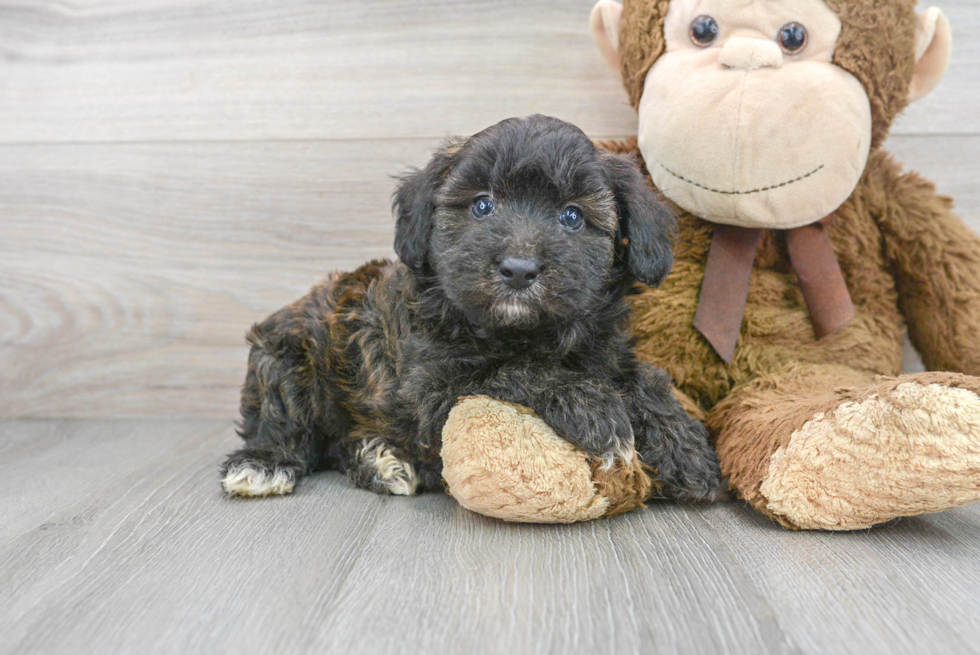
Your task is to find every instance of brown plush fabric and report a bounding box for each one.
[618,0,671,108]
[625,148,915,412]
[604,138,980,526]
[618,0,917,148]
[824,0,917,148]
[701,367,980,530]
[589,457,656,518]
[707,364,874,528]
[873,162,980,375]
[761,373,980,529]
[598,0,980,529]
[857,372,980,399]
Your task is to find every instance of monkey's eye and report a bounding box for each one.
[471,195,495,219]
[558,206,584,232]
[778,23,808,54]
[689,15,719,47]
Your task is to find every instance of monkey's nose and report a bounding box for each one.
[499,258,541,290]
[718,37,783,71]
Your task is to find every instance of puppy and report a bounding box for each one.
[221,115,721,501]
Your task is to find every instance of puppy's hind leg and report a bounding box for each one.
[221,409,332,497]
[222,315,345,498]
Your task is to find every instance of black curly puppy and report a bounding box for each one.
[221,115,721,502]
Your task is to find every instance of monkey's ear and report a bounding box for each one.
[909,7,952,102]
[604,153,675,288]
[590,0,624,75]
[392,140,462,273]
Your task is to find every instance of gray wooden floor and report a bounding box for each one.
[3,420,980,655]
[2,1,980,653]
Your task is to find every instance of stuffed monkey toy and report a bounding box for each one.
[442,0,980,529]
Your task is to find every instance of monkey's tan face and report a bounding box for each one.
[638,0,872,229]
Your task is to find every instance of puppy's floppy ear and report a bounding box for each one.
[603,153,675,287]
[392,138,464,273]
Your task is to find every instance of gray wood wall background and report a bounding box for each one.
[1,0,978,419]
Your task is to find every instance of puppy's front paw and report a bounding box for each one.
[542,395,635,469]
[642,419,721,502]
[346,437,421,496]
[220,450,303,497]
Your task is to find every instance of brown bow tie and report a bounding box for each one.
[693,216,856,364]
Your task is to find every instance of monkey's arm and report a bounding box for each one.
[875,156,980,375]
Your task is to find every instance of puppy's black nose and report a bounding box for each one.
[499,258,540,290]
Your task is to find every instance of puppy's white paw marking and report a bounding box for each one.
[600,449,634,471]
[614,439,636,467]
[601,428,636,470]
[359,439,420,495]
[223,466,296,497]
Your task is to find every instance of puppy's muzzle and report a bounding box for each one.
[499,257,541,290]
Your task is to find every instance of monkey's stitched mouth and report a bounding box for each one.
[656,160,825,196]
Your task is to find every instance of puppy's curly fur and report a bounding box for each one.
[221,115,721,502]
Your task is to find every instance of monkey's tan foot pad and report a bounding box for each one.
[760,374,980,530]
[441,396,653,523]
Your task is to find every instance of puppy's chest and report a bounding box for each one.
[394,333,597,409]
[402,337,566,378]
[325,262,613,406]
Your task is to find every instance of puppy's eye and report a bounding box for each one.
[471,195,495,219]
[778,23,807,54]
[558,206,584,232]
[689,15,719,47]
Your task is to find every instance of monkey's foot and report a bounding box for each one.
[760,373,980,530]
